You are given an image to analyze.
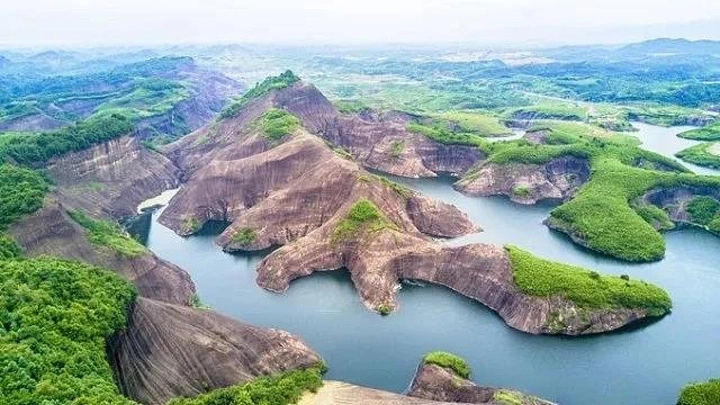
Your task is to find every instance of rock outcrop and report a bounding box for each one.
[455,156,590,205]
[258,224,648,334]
[108,297,322,405]
[158,99,655,334]
[408,362,552,405]
[47,135,181,219]
[9,198,195,306]
[159,127,474,242]
[133,62,243,140]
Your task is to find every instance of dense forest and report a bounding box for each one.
[0,114,132,166]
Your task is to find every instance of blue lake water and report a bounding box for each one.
[141,125,720,405]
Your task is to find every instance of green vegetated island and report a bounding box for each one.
[404,109,720,261]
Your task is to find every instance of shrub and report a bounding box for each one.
[168,365,325,405]
[68,210,145,258]
[677,123,720,141]
[0,114,133,166]
[633,202,675,231]
[231,228,256,246]
[258,108,300,141]
[390,140,404,157]
[0,257,137,404]
[0,164,48,229]
[422,352,471,379]
[377,303,392,316]
[332,199,397,243]
[512,186,530,198]
[686,196,720,225]
[0,233,20,259]
[406,122,486,147]
[181,216,201,234]
[676,143,720,170]
[506,245,672,316]
[220,70,301,119]
[677,379,720,405]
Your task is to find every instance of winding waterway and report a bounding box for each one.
[138,124,720,405]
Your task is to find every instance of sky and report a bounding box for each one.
[3,0,720,47]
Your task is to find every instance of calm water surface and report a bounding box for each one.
[141,125,720,405]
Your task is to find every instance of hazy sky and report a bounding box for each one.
[3,0,720,47]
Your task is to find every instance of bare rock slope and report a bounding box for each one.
[47,135,181,219]
[9,197,195,306]
[408,362,553,405]
[165,81,483,178]
[108,297,322,405]
[9,131,324,405]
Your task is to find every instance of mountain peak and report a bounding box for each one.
[220,70,302,119]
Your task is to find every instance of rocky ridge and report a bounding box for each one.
[169,80,485,178]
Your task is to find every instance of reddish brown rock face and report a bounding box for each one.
[455,156,590,205]
[9,198,195,306]
[408,362,554,405]
[107,297,322,405]
[46,135,182,219]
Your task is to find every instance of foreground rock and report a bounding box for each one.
[298,381,463,405]
[455,156,590,204]
[409,355,553,405]
[47,135,181,219]
[9,198,195,305]
[108,297,322,405]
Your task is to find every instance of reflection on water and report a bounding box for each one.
[138,124,720,405]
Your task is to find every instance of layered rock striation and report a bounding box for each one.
[47,135,182,219]
[455,156,590,205]
[108,297,321,405]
